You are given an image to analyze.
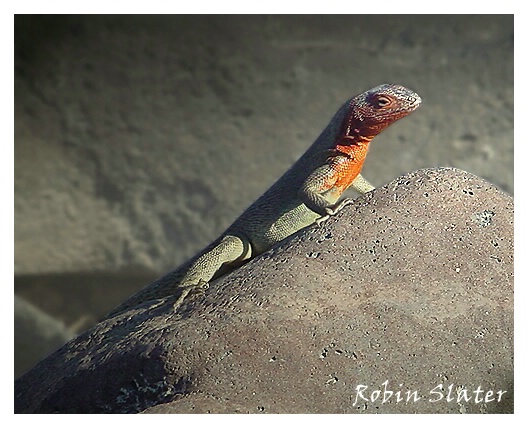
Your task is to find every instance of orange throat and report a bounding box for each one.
[332,139,372,192]
[334,139,371,160]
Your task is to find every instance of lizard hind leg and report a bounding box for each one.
[173,234,252,311]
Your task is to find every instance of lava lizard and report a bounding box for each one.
[107,83,421,318]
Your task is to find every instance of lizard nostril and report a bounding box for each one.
[410,95,421,105]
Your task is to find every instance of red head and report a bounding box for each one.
[341,84,421,143]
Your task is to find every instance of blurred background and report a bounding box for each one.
[14,15,513,377]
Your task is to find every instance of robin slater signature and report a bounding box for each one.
[352,380,507,406]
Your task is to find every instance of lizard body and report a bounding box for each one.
[107,84,421,317]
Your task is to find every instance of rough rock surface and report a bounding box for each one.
[14,168,514,414]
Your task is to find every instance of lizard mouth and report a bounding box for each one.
[339,127,370,145]
[340,134,363,144]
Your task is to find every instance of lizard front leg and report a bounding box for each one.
[351,173,375,194]
[298,163,351,225]
[313,174,375,225]
[299,166,375,226]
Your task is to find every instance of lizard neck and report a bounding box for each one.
[325,137,371,196]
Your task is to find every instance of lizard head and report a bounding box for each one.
[341,84,421,142]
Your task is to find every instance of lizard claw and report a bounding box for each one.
[316,198,354,226]
[315,214,330,226]
[173,280,209,311]
[330,197,354,214]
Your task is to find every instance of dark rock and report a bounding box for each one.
[14,168,513,414]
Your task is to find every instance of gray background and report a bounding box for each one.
[14,15,513,377]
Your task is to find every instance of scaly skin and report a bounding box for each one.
[107,84,421,318]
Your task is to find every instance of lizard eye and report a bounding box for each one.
[375,95,392,108]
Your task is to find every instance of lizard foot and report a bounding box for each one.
[316,197,354,226]
[173,280,209,312]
